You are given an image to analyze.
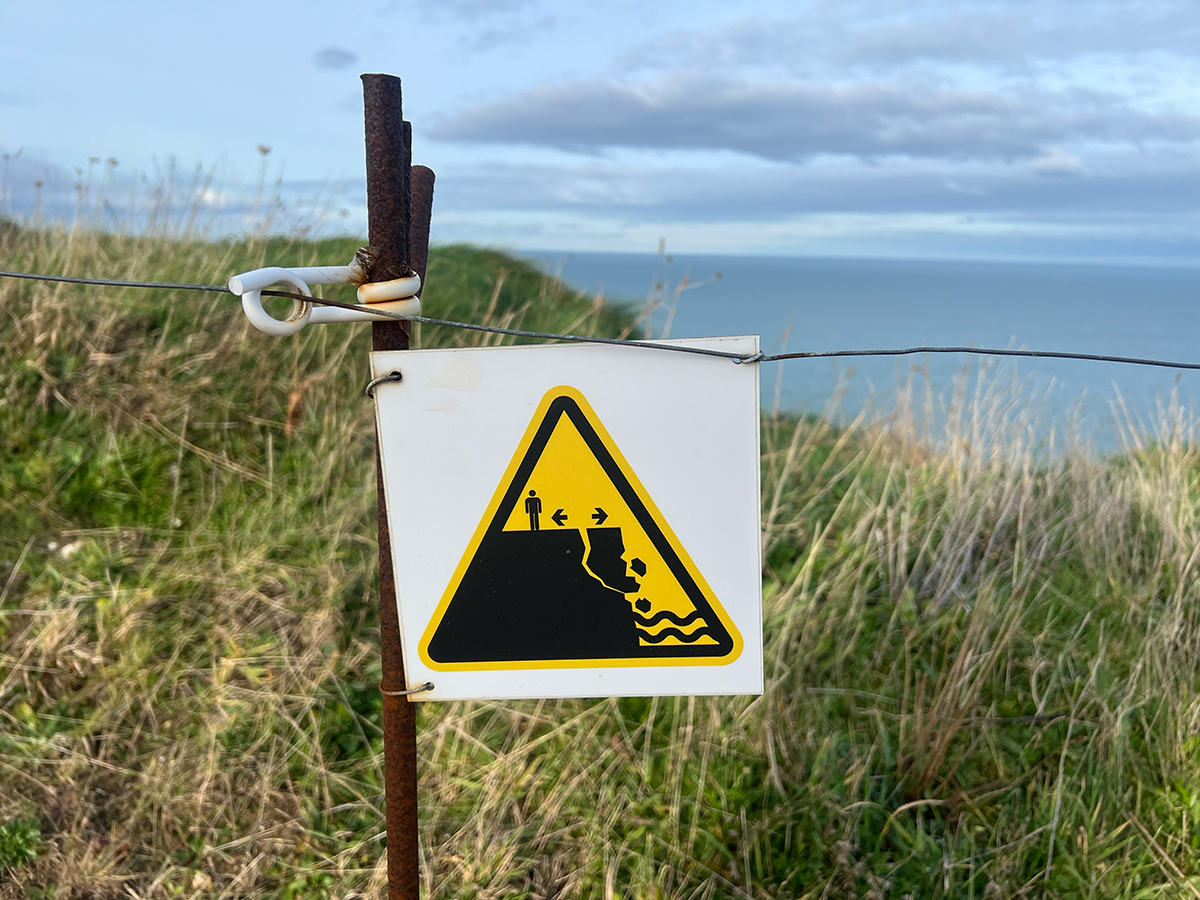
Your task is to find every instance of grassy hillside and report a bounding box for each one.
[4,223,1200,898]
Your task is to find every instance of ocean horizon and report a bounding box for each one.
[524,249,1200,451]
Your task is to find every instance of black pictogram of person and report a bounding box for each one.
[524,489,542,531]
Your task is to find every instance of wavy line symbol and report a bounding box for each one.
[637,627,715,645]
[633,609,706,628]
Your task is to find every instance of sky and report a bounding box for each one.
[1,0,1197,262]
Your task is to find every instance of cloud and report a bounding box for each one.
[837,3,1200,66]
[313,47,358,71]
[465,13,556,51]
[1032,148,1084,177]
[619,1,1200,74]
[433,158,1200,222]
[417,0,1199,259]
[433,75,1200,162]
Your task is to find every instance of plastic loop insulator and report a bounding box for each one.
[229,267,312,337]
[357,274,421,305]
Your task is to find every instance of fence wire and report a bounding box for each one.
[4,268,1200,371]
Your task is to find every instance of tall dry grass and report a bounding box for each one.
[3,219,1200,897]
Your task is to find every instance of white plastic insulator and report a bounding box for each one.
[357,274,421,305]
[310,296,421,324]
[230,268,313,337]
[287,264,363,286]
[229,263,414,335]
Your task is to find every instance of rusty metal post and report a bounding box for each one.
[362,72,434,900]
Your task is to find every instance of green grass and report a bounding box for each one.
[0,818,42,874]
[4,220,1200,898]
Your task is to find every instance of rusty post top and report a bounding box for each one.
[362,73,414,353]
[362,73,413,284]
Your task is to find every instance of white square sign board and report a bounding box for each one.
[371,336,762,701]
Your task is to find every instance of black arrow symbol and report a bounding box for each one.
[551,508,568,526]
[591,507,608,525]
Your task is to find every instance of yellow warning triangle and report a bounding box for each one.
[419,386,742,671]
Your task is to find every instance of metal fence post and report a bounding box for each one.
[361,71,434,900]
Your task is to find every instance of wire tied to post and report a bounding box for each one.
[379,681,434,697]
[365,370,404,398]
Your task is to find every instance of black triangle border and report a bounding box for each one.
[448,393,734,659]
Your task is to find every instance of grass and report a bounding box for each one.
[0,818,41,875]
[4,219,1200,898]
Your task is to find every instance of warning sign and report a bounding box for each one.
[420,386,741,669]
[372,336,763,700]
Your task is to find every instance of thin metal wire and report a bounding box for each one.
[7,268,1200,372]
[0,269,228,292]
[764,346,1200,371]
[263,288,1200,372]
[379,681,434,697]
[262,290,750,359]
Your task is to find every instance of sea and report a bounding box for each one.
[525,251,1200,452]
